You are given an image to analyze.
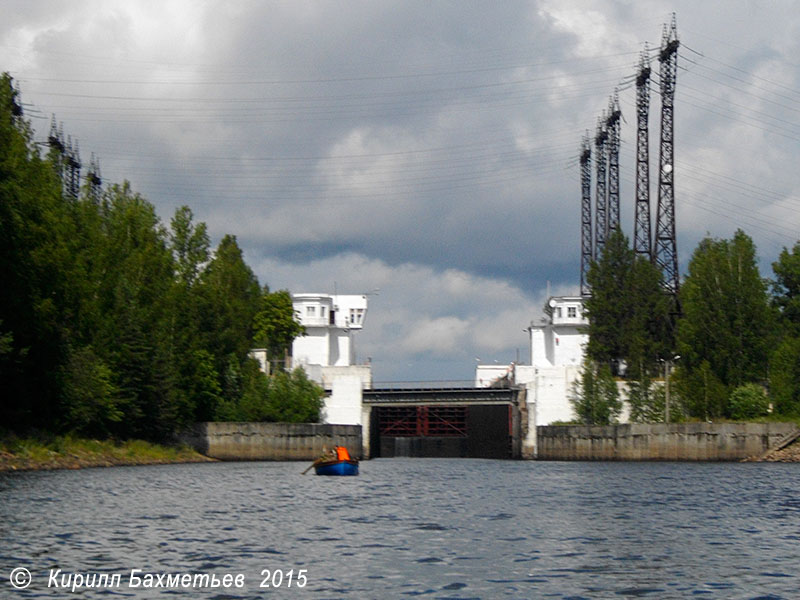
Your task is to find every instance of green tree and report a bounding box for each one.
[252,289,305,367]
[626,369,667,423]
[569,359,622,425]
[728,383,770,420]
[626,256,673,374]
[0,73,77,429]
[82,183,182,438]
[586,229,633,368]
[585,228,671,376]
[185,349,223,422]
[1,75,319,438]
[197,234,261,384]
[165,206,212,422]
[60,347,122,436]
[217,362,323,423]
[768,336,800,416]
[768,243,800,416]
[772,241,800,330]
[673,360,727,421]
[676,230,774,417]
[170,205,209,288]
[265,368,324,422]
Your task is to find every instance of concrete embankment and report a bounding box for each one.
[537,422,799,461]
[182,422,362,461]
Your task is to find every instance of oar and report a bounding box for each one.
[302,458,321,475]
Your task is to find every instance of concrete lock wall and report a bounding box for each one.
[183,422,362,461]
[537,422,798,461]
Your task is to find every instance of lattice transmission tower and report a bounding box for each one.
[87,153,103,202]
[605,92,621,235]
[634,47,652,259]
[580,134,592,297]
[65,136,81,200]
[48,115,66,182]
[653,14,680,299]
[594,114,608,257]
[10,79,22,117]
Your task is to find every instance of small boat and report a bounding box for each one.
[314,458,359,476]
[308,446,359,476]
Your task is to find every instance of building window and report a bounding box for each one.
[306,306,316,316]
[555,307,562,318]
[320,306,326,318]
[568,306,577,318]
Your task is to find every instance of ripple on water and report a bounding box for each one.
[2,460,800,599]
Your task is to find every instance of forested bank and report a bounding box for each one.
[574,227,800,425]
[1,74,322,442]
[0,434,213,472]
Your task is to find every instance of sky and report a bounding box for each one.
[3,1,800,384]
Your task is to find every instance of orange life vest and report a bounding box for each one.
[336,446,350,461]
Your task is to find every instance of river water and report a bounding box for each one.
[1,459,799,599]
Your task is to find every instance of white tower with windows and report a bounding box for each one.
[291,293,371,425]
[530,296,588,368]
[292,293,367,369]
[475,295,589,456]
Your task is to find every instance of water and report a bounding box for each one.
[1,459,799,599]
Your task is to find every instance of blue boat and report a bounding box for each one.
[308,446,359,476]
[314,458,359,476]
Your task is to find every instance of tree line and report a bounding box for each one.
[0,74,321,440]
[571,221,800,424]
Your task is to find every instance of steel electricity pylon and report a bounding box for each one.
[634,47,652,260]
[605,92,621,235]
[594,114,608,257]
[653,14,680,300]
[580,134,592,297]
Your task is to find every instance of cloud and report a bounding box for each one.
[3,0,800,381]
[248,251,553,381]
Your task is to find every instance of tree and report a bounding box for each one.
[627,370,667,423]
[769,244,800,416]
[197,235,261,382]
[768,336,800,416]
[90,183,180,438]
[728,383,770,420]
[676,230,774,417]
[0,73,78,429]
[626,256,673,374]
[772,241,800,331]
[170,205,209,288]
[569,359,622,425]
[0,76,319,438]
[252,289,305,366]
[166,206,212,422]
[265,368,325,423]
[585,228,671,376]
[217,362,324,423]
[673,360,727,421]
[60,347,122,436]
[585,229,633,367]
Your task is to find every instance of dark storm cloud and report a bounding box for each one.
[4,0,800,381]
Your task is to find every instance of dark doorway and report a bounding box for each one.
[374,405,511,458]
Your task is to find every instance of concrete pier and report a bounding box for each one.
[536,422,798,461]
[182,422,362,461]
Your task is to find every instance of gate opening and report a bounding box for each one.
[372,405,511,459]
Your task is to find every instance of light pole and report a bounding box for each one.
[664,355,680,423]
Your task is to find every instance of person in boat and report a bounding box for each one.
[335,446,351,462]
[318,446,336,462]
